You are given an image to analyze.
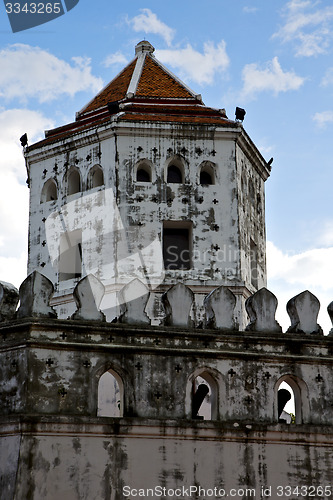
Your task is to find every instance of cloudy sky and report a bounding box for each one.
[0,0,333,332]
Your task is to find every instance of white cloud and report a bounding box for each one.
[321,67,333,87]
[257,142,275,156]
[156,41,230,86]
[267,240,333,334]
[0,108,53,177]
[243,6,258,14]
[0,253,28,290]
[128,9,175,46]
[0,109,54,288]
[103,51,128,68]
[240,57,305,99]
[273,0,333,57]
[0,44,103,103]
[127,11,229,86]
[267,241,333,290]
[313,110,333,128]
[317,220,333,246]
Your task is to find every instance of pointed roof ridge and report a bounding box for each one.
[133,40,200,99]
[126,51,147,98]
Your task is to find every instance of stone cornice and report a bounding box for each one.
[1,415,333,444]
[1,318,332,365]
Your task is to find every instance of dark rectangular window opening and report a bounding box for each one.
[163,222,191,270]
[59,230,82,281]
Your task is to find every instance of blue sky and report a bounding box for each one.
[0,0,333,332]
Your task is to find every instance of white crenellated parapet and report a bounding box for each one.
[118,278,150,325]
[203,286,237,330]
[245,287,282,332]
[0,281,19,322]
[5,273,333,335]
[17,271,57,319]
[162,283,194,327]
[287,290,323,335]
[71,274,106,322]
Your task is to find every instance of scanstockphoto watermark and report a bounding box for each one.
[164,245,242,267]
[3,0,80,32]
[164,245,259,281]
[123,485,256,498]
[45,187,258,311]
[123,484,333,498]
[45,188,166,306]
[45,188,248,294]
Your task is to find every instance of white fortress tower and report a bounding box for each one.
[2,40,333,500]
[25,40,271,327]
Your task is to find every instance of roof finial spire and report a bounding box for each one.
[135,40,155,56]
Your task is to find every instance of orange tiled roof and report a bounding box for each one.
[135,56,195,99]
[28,41,235,151]
[81,59,137,114]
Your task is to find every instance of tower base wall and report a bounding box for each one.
[1,416,333,500]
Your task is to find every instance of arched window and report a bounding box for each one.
[167,164,183,183]
[41,178,58,203]
[275,375,308,424]
[191,371,218,420]
[97,369,123,417]
[199,163,215,185]
[277,384,294,424]
[200,171,213,185]
[66,168,81,195]
[136,163,152,182]
[88,165,104,189]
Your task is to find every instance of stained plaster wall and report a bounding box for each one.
[26,120,269,327]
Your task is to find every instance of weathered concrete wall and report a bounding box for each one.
[1,417,333,500]
[1,318,333,422]
[0,433,21,500]
[1,306,333,499]
[236,143,267,291]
